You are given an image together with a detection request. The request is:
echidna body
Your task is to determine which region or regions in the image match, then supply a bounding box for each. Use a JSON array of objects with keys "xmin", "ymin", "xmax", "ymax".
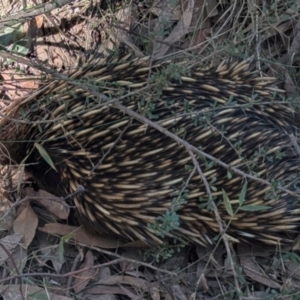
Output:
[{"xmin": 1, "ymin": 54, "xmax": 300, "ymax": 246}]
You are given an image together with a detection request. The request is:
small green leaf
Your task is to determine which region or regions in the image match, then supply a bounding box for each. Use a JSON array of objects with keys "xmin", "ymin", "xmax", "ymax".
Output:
[
  {"xmin": 184, "ymin": 164, "xmax": 193, "ymax": 170},
  {"xmin": 223, "ymin": 189, "xmax": 233, "ymax": 216},
  {"xmin": 11, "ymin": 42, "xmax": 29, "ymax": 55},
  {"xmin": 210, "ymin": 176, "xmax": 217, "ymax": 184},
  {"xmin": 227, "ymin": 170, "xmax": 232, "ymax": 179},
  {"xmin": 198, "ymin": 203, "xmax": 208, "ymax": 209},
  {"xmin": 288, "ymin": 252, "xmax": 299, "ymax": 264},
  {"xmin": 240, "ymin": 205, "xmax": 271, "ymax": 212},
  {"xmin": 210, "ymin": 186, "xmax": 217, "ymax": 192},
  {"xmin": 34, "ymin": 143, "xmax": 57, "ymax": 171},
  {"xmin": 239, "ymin": 181, "xmax": 247, "ymax": 206},
  {"xmin": 207, "ymin": 160, "xmax": 214, "ymax": 169}
]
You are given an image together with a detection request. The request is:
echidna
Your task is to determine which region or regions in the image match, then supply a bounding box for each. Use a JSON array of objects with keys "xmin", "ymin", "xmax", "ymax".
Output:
[{"xmin": 0, "ymin": 53, "xmax": 299, "ymax": 247}]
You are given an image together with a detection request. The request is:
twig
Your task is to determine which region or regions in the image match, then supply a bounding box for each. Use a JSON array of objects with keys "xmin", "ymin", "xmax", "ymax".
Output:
[
  {"xmin": 187, "ymin": 149, "xmax": 242, "ymax": 297},
  {"xmin": 0, "ymin": 243, "xmax": 25, "ymax": 300}
]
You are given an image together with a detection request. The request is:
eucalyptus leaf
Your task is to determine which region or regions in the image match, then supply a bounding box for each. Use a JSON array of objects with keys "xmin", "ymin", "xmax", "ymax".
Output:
[
  {"xmin": 34, "ymin": 143, "xmax": 57, "ymax": 172},
  {"xmin": 239, "ymin": 181, "xmax": 247, "ymax": 206},
  {"xmin": 240, "ymin": 205, "xmax": 271, "ymax": 212},
  {"xmin": 223, "ymin": 189, "xmax": 233, "ymax": 216}
]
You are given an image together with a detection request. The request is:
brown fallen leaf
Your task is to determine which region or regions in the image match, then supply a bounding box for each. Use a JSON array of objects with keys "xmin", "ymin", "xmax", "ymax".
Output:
[
  {"xmin": 1, "ymin": 70, "xmax": 39, "ymax": 100},
  {"xmin": 238, "ymin": 244, "xmax": 281, "ymax": 289},
  {"xmin": 84, "ymin": 285, "xmax": 134, "ymax": 297},
  {"xmin": 37, "ymin": 242, "xmax": 65, "ymax": 274},
  {"xmin": 96, "ymin": 274, "xmax": 157, "ymax": 291},
  {"xmin": 73, "ymin": 250, "xmax": 97, "ymax": 293},
  {"xmin": 182, "ymin": 0, "xmax": 213, "ymax": 52},
  {"xmin": 119, "ymin": 247, "xmax": 143, "ymax": 273},
  {"xmin": 154, "ymin": 0, "xmax": 194, "ymax": 57},
  {"xmin": 25, "ymin": 187, "xmax": 69, "ymax": 220},
  {"xmin": 0, "ymin": 233, "xmax": 23, "ymax": 265},
  {"xmin": 7, "ymin": 245, "xmax": 28, "ymax": 275},
  {"xmin": 0, "ymin": 204, "xmax": 15, "ymax": 231},
  {"xmin": 13, "ymin": 203, "xmax": 38, "ymax": 249}
]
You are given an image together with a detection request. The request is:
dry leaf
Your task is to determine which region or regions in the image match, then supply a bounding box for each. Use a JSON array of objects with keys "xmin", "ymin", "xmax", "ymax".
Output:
[
  {"xmin": 97, "ymin": 275, "xmax": 150, "ymax": 290},
  {"xmin": 73, "ymin": 250, "xmax": 97, "ymax": 293},
  {"xmin": 84, "ymin": 285, "xmax": 126, "ymax": 297},
  {"xmin": 99, "ymin": 267, "xmax": 111, "ymax": 280},
  {"xmin": 25, "ymin": 187, "xmax": 69, "ymax": 220},
  {"xmin": 83, "ymin": 284, "xmax": 147, "ymax": 300},
  {"xmin": 7, "ymin": 245, "xmax": 27, "ymax": 274},
  {"xmin": 0, "ymin": 206, "xmax": 15, "ymax": 231},
  {"xmin": 171, "ymin": 285, "xmax": 187, "ymax": 300},
  {"xmin": 38, "ymin": 244, "xmax": 65, "ymax": 274},
  {"xmin": 154, "ymin": 0, "xmax": 194, "ymax": 57},
  {"xmin": 13, "ymin": 204, "xmax": 38, "ymax": 248},
  {"xmin": 150, "ymin": 286, "xmax": 160, "ymax": 300},
  {"xmin": 182, "ymin": 0, "xmax": 212, "ymax": 52},
  {"xmin": 0, "ymin": 233, "xmax": 23, "ymax": 265},
  {"xmin": 119, "ymin": 248, "xmax": 142, "ymax": 273},
  {"xmin": 1, "ymin": 71, "xmax": 39, "ymax": 100},
  {"xmin": 238, "ymin": 244, "xmax": 281, "ymax": 289}
]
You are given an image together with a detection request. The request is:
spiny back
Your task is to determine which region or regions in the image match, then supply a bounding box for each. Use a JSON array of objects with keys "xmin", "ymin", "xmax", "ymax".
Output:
[{"xmin": 0, "ymin": 54, "xmax": 299, "ymax": 246}]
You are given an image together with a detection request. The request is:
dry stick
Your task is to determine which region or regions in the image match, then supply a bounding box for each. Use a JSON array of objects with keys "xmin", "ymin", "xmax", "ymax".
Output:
[
  {"xmin": 0, "ymin": 256, "xmax": 175, "ymax": 286},
  {"xmin": 76, "ymin": 242, "xmax": 177, "ymax": 277},
  {"xmin": 186, "ymin": 149, "xmax": 242, "ymax": 297},
  {"xmin": 0, "ymin": 259, "xmax": 122, "ymax": 285}
]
